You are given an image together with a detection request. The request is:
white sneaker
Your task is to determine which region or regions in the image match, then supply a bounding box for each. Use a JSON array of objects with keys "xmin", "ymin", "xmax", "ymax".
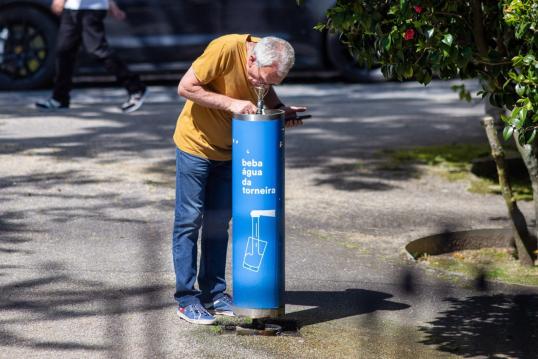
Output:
[
  {"xmin": 121, "ymin": 88, "xmax": 147, "ymax": 113},
  {"xmin": 35, "ymin": 98, "xmax": 69, "ymax": 110}
]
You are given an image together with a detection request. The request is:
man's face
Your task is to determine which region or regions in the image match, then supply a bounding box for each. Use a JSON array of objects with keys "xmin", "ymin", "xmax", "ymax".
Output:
[{"xmin": 246, "ymin": 55, "xmax": 283, "ymax": 89}]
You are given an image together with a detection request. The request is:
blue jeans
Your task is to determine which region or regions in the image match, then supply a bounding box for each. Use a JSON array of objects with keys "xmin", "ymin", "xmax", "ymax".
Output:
[{"xmin": 172, "ymin": 148, "xmax": 232, "ymax": 307}]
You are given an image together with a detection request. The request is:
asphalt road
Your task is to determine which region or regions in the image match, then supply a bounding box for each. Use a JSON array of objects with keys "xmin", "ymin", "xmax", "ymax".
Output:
[{"xmin": 1, "ymin": 80, "xmax": 537, "ymax": 358}]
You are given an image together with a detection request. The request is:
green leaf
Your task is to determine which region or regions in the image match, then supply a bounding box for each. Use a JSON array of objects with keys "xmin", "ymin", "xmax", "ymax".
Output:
[
  {"xmin": 516, "ymin": 84, "xmax": 526, "ymax": 97},
  {"xmin": 513, "ymin": 116, "xmax": 522, "ymax": 128},
  {"xmin": 388, "ymin": 5, "xmax": 399, "ymax": 15},
  {"xmin": 516, "ymin": 23, "xmax": 530, "ymax": 39},
  {"xmin": 520, "ymin": 108, "xmax": 528, "ymax": 122},
  {"xmin": 400, "ymin": 0, "xmax": 407, "ymax": 9},
  {"xmin": 426, "ymin": 28, "xmax": 434, "ymax": 39},
  {"xmin": 503, "ymin": 126, "xmax": 514, "ymax": 141},
  {"xmin": 523, "ymin": 54, "xmax": 536, "ymax": 65},
  {"xmin": 385, "ymin": 35, "xmax": 392, "ymax": 50},
  {"xmin": 442, "ymin": 33, "xmax": 454, "ymax": 46},
  {"xmin": 512, "ymin": 55, "xmax": 524, "ymax": 65},
  {"xmin": 509, "ymin": 72, "xmax": 520, "ymax": 81}
]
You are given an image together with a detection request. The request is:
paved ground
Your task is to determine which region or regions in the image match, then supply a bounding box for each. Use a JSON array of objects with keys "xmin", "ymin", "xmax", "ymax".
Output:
[{"xmin": 1, "ymin": 81, "xmax": 538, "ymax": 358}]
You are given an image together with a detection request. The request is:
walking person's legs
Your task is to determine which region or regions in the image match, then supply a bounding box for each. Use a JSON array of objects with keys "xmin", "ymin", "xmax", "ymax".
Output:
[
  {"xmin": 80, "ymin": 10, "xmax": 146, "ymax": 112},
  {"xmin": 172, "ymin": 148, "xmax": 216, "ymax": 324},
  {"xmin": 36, "ymin": 10, "xmax": 81, "ymax": 109}
]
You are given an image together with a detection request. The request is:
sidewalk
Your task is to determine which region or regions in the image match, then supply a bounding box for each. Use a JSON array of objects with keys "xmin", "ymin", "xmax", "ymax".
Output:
[{"xmin": 1, "ymin": 81, "xmax": 537, "ymax": 358}]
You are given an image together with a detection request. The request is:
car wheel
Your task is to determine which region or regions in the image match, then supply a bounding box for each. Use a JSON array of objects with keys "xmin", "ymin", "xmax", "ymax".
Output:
[
  {"xmin": 326, "ymin": 32, "xmax": 381, "ymax": 83},
  {"xmin": 0, "ymin": 7, "xmax": 57, "ymax": 90}
]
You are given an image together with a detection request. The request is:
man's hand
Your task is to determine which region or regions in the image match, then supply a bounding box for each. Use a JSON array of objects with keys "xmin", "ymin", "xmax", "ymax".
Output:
[
  {"xmin": 282, "ymin": 105, "xmax": 307, "ymax": 128},
  {"xmin": 109, "ymin": 1, "xmax": 126, "ymax": 21},
  {"xmin": 50, "ymin": 0, "xmax": 65, "ymax": 16},
  {"xmin": 229, "ymin": 99, "xmax": 257, "ymax": 114}
]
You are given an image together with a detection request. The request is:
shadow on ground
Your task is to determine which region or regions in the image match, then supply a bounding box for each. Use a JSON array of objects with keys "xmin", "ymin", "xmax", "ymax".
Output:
[
  {"xmin": 0, "ymin": 226, "xmax": 173, "ymax": 356},
  {"xmin": 419, "ymin": 294, "xmax": 538, "ymax": 359},
  {"xmin": 0, "ymin": 210, "xmax": 38, "ymax": 255},
  {"xmin": 0, "ymin": 103, "xmax": 178, "ymax": 255},
  {"xmin": 0, "ymin": 83, "xmax": 486, "ymax": 193},
  {"xmin": 0, "ymin": 267, "xmax": 172, "ymax": 352},
  {"xmin": 285, "ymin": 288, "xmax": 410, "ymax": 327},
  {"xmin": 0, "ymin": 84, "xmax": 485, "ymax": 258}
]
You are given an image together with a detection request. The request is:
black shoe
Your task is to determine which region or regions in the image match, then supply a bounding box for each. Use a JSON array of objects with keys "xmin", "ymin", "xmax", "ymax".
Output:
[
  {"xmin": 35, "ymin": 98, "xmax": 69, "ymax": 110},
  {"xmin": 121, "ymin": 88, "xmax": 147, "ymax": 113}
]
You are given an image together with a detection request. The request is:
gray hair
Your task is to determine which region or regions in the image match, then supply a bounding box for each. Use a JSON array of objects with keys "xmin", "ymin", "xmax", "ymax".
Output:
[{"xmin": 253, "ymin": 36, "xmax": 295, "ymax": 78}]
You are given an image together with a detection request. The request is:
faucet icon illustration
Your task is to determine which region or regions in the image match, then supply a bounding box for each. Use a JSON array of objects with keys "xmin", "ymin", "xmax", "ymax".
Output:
[{"xmin": 242, "ymin": 210, "xmax": 275, "ymax": 272}]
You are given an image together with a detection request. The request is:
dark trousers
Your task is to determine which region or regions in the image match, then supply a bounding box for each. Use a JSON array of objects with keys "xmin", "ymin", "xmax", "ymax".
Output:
[
  {"xmin": 52, "ymin": 9, "xmax": 144, "ymax": 104},
  {"xmin": 172, "ymin": 149, "xmax": 232, "ymax": 307}
]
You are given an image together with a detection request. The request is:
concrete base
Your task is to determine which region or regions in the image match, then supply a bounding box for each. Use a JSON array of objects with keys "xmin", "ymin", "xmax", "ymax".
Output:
[{"xmin": 233, "ymin": 306, "xmax": 285, "ymax": 319}]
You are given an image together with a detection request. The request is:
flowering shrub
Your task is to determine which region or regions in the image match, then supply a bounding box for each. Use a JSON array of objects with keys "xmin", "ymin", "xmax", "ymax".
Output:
[{"xmin": 314, "ymin": 0, "xmax": 536, "ymax": 144}]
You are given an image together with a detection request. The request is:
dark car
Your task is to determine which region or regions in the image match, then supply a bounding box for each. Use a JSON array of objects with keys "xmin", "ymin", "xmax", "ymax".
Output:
[{"xmin": 0, "ymin": 0, "xmax": 369, "ymax": 90}]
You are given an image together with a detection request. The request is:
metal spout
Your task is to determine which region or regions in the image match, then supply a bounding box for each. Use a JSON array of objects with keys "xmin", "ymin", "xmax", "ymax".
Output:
[
  {"xmin": 254, "ymin": 85, "xmax": 268, "ymax": 115},
  {"xmin": 256, "ymin": 99, "xmax": 265, "ymax": 114}
]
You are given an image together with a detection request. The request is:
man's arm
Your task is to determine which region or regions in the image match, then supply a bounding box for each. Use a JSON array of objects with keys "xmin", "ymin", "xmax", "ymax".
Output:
[{"xmin": 178, "ymin": 67, "xmax": 257, "ymax": 114}]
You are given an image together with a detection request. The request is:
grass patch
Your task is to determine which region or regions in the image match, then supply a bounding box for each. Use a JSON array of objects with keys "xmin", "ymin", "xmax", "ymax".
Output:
[
  {"xmin": 204, "ymin": 316, "xmax": 253, "ymax": 335},
  {"xmin": 421, "ymin": 248, "xmax": 538, "ymax": 287},
  {"xmin": 469, "ymin": 177, "xmax": 533, "ymax": 201},
  {"xmin": 381, "ymin": 144, "xmax": 532, "ymax": 200},
  {"xmin": 216, "ymin": 316, "xmax": 252, "ymax": 326}
]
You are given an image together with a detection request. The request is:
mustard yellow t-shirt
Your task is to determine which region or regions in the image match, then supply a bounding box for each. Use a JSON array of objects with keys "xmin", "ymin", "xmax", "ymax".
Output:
[{"xmin": 173, "ymin": 34, "xmax": 260, "ymax": 161}]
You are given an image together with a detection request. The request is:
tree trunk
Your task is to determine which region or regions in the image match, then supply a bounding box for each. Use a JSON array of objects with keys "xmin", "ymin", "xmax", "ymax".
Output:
[
  {"xmin": 481, "ymin": 116, "xmax": 535, "ymax": 266},
  {"xmin": 514, "ymin": 136, "xmax": 538, "ymax": 251},
  {"xmin": 471, "ymin": 0, "xmax": 489, "ymax": 58}
]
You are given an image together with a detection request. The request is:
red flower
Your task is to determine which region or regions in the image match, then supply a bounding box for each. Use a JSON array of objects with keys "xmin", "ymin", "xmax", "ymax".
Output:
[
  {"xmin": 414, "ymin": 5, "xmax": 423, "ymax": 14},
  {"xmin": 404, "ymin": 28, "xmax": 415, "ymax": 41}
]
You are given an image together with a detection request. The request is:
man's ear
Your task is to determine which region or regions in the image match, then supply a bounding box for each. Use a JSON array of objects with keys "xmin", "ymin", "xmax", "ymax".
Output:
[{"xmin": 248, "ymin": 54, "xmax": 256, "ymax": 67}]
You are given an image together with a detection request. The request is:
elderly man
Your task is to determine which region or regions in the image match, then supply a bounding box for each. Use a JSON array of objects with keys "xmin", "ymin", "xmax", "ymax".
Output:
[{"xmin": 172, "ymin": 34, "xmax": 305, "ymax": 325}]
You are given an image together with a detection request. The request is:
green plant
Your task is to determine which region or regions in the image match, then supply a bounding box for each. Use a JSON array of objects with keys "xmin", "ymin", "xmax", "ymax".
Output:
[{"xmin": 502, "ymin": 1, "xmax": 538, "ymax": 144}]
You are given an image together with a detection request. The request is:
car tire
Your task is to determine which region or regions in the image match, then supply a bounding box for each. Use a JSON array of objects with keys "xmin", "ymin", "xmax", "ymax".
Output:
[
  {"xmin": 326, "ymin": 32, "xmax": 381, "ymax": 83},
  {"xmin": 0, "ymin": 7, "xmax": 58, "ymax": 90}
]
